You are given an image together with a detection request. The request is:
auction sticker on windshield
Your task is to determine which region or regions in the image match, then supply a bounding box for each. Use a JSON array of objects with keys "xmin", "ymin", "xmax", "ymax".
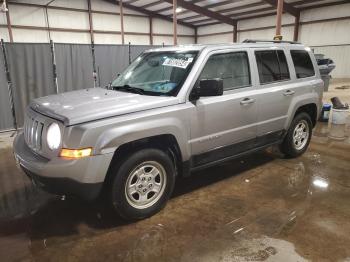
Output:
[{"xmin": 162, "ymin": 57, "xmax": 193, "ymax": 69}]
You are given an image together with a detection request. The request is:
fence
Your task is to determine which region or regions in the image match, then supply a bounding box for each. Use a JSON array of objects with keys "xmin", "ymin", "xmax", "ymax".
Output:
[{"xmin": 0, "ymin": 41, "xmax": 159, "ymax": 132}]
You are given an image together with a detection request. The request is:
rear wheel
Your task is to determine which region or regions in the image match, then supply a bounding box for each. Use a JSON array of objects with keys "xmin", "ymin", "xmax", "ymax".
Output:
[
  {"xmin": 279, "ymin": 112, "xmax": 312, "ymax": 158},
  {"xmin": 109, "ymin": 148, "xmax": 175, "ymax": 220}
]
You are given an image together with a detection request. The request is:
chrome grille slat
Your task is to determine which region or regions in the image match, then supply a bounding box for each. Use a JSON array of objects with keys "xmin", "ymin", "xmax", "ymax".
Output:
[
  {"xmin": 37, "ymin": 123, "xmax": 44, "ymax": 150},
  {"xmin": 24, "ymin": 118, "xmax": 28, "ymax": 143},
  {"xmin": 33, "ymin": 121, "xmax": 38, "ymax": 149},
  {"xmin": 29, "ymin": 120, "xmax": 33, "ymax": 144},
  {"xmin": 24, "ymin": 113, "xmax": 45, "ymax": 152},
  {"xmin": 25, "ymin": 117, "xmax": 28, "ymax": 143},
  {"xmin": 27, "ymin": 119, "xmax": 30, "ymax": 144}
]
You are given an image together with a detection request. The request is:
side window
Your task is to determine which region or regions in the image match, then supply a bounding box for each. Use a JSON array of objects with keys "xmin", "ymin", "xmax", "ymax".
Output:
[
  {"xmin": 290, "ymin": 50, "xmax": 315, "ymax": 78},
  {"xmin": 255, "ymin": 50, "xmax": 290, "ymax": 84},
  {"xmin": 199, "ymin": 52, "xmax": 251, "ymax": 91}
]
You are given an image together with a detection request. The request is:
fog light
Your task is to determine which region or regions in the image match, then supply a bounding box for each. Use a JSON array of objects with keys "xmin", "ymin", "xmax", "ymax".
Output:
[{"xmin": 60, "ymin": 148, "xmax": 92, "ymax": 159}]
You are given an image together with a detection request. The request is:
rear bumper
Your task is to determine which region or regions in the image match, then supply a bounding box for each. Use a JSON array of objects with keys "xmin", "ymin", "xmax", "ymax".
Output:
[{"xmin": 13, "ymin": 133, "xmax": 113, "ymax": 200}]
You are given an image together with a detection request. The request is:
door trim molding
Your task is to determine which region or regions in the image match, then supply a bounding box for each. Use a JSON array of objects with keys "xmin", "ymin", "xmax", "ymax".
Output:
[{"xmin": 191, "ymin": 130, "xmax": 285, "ymax": 170}]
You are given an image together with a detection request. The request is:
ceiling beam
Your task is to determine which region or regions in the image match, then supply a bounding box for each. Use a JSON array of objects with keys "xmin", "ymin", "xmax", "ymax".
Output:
[
  {"xmin": 124, "ymin": 0, "xmax": 141, "ymax": 4},
  {"xmin": 105, "ymin": 0, "xmax": 195, "ymax": 28},
  {"xmin": 262, "ymin": 0, "xmax": 299, "ymax": 16},
  {"xmin": 162, "ymin": 0, "xmax": 236, "ymax": 25}
]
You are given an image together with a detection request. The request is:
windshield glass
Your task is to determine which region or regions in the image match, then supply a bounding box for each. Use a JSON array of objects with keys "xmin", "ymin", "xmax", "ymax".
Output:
[{"xmin": 111, "ymin": 51, "xmax": 198, "ymax": 96}]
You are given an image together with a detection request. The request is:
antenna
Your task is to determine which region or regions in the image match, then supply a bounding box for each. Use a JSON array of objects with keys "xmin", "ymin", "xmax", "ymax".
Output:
[{"xmin": 0, "ymin": 0, "xmax": 8, "ymax": 12}]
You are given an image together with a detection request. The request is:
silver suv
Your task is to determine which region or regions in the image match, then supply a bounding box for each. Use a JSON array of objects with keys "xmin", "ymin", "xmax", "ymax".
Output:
[{"xmin": 14, "ymin": 41, "xmax": 323, "ymax": 220}]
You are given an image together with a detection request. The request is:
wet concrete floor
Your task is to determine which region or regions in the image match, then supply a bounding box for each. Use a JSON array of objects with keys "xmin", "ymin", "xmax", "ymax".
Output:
[{"xmin": 0, "ymin": 122, "xmax": 350, "ymax": 262}]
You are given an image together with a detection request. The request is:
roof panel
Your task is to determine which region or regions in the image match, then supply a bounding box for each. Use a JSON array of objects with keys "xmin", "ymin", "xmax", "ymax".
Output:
[
  {"xmin": 132, "ymin": 0, "xmax": 159, "ymax": 7},
  {"xmin": 147, "ymin": 2, "xmax": 172, "ymax": 12},
  {"xmin": 227, "ymin": 5, "xmax": 273, "ymax": 17},
  {"xmin": 102, "ymin": 0, "xmax": 348, "ymax": 28},
  {"xmin": 208, "ymin": 0, "xmax": 264, "ymax": 12},
  {"xmin": 293, "ymin": 0, "xmax": 344, "ymax": 8},
  {"xmin": 178, "ymin": 12, "xmax": 202, "ymax": 19},
  {"xmin": 235, "ymin": 10, "xmax": 277, "ymax": 19}
]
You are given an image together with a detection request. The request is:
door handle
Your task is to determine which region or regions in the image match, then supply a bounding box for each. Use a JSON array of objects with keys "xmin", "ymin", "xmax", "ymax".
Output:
[
  {"xmin": 283, "ymin": 90, "xmax": 295, "ymax": 96},
  {"xmin": 240, "ymin": 98, "xmax": 255, "ymax": 105}
]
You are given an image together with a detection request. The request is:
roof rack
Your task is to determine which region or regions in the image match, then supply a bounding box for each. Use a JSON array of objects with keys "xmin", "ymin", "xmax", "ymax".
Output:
[{"xmin": 242, "ymin": 39, "xmax": 301, "ymax": 44}]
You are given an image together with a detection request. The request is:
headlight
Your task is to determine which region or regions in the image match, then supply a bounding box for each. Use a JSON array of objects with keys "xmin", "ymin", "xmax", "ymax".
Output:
[{"xmin": 47, "ymin": 123, "xmax": 61, "ymax": 150}]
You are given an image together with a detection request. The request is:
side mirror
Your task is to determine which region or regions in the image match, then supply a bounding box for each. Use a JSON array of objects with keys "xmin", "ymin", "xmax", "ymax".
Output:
[
  {"xmin": 199, "ymin": 78, "xmax": 223, "ymax": 96},
  {"xmin": 191, "ymin": 79, "xmax": 223, "ymax": 100},
  {"xmin": 190, "ymin": 78, "xmax": 223, "ymax": 100}
]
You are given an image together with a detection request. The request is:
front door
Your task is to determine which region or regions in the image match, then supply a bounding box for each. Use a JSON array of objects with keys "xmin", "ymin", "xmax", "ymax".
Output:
[{"xmin": 189, "ymin": 50, "xmax": 258, "ymax": 167}]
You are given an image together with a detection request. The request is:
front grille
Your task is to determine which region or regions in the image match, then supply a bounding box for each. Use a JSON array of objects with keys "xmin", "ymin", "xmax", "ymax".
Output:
[{"xmin": 24, "ymin": 115, "xmax": 44, "ymax": 151}]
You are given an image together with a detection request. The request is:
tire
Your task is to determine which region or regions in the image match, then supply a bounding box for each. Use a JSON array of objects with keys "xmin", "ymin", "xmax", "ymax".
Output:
[
  {"xmin": 109, "ymin": 148, "xmax": 175, "ymax": 220},
  {"xmin": 279, "ymin": 112, "xmax": 313, "ymax": 158}
]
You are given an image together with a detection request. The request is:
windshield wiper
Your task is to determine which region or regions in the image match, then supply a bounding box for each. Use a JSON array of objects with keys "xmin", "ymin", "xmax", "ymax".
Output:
[{"xmin": 111, "ymin": 84, "xmax": 145, "ymax": 95}]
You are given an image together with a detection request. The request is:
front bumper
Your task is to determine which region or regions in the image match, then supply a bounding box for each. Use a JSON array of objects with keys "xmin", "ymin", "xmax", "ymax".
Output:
[{"xmin": 13, "ymin": 133, "xmax": 113, "ymax": 201}]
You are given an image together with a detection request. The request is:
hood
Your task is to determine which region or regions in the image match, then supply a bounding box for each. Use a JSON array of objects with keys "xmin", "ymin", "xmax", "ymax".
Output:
[{"xmin": 30, "ymin": 88, "xmax": 180, "ymax": 125}]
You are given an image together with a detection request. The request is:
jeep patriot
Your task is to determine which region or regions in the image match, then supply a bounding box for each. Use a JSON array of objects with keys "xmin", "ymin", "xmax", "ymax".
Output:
[{"xmin": 14, "ymin": 41, "xmax": 323, "ymax": 220}]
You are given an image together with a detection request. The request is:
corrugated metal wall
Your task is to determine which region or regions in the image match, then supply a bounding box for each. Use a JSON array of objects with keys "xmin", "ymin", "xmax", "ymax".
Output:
[
  {"xmin": 95, "ymin": 45, "xmax": 129, "ymax": 88},
  {"xmin": 312, "ymin": 45, "xmax": 350, "ymax": 79},
  {"xmin": 0, "ymin": 0, "xmax": 195, "ymax": 45},
  {"xmin": 5, "ymin": 43, "xmax": 57, "ymax": 127},
  {"xmin": 0, "ymin": 50, "xmax": 14, "ymax": 131},
  {"xmin": 0, "ymin": 43, "xmax": 155, "ymax": 131},
  {"xmin": 55, "ymin": 43, "xmax": 95, "ymax": 92}
]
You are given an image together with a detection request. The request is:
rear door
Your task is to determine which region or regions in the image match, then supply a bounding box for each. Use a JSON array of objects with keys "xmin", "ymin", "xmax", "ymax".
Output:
[
  {"xmin": 290, "ymin": 48, "xmax": 322, "ymax": 108},
  {"xmin": 253, "ymin": 47, "xmax": 295, "ymax": 145}
]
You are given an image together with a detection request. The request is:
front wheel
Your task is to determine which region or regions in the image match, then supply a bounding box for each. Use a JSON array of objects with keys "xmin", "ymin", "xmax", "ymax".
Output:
[
  {"xmin": 110, "ymin": 148, "xmax": 175, "ymax": 220},
  {"xmin": 279, "ymin": 112, "xmax": 313, "ymax": 158}
]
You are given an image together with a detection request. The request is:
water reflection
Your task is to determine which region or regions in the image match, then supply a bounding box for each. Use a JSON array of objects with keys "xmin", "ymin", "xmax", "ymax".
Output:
[{"xmin": 312, "ymin": 177, "xmax": 329, "ymax": 189}]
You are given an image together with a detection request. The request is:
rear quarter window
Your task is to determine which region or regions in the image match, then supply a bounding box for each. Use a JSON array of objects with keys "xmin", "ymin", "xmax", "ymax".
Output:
[
  {"xmin": 290, "ymin": 50, "xmax": 315, "ymax": 78},
  {"xmin": 255, "ymin": 50, "xmax": 290, "ymax": 84}
]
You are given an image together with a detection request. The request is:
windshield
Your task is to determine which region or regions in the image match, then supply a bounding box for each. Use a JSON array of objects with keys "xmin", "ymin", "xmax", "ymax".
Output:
[{"xmin": 111, "ymin": 51, "xmax": 198, "ymax": 96}]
